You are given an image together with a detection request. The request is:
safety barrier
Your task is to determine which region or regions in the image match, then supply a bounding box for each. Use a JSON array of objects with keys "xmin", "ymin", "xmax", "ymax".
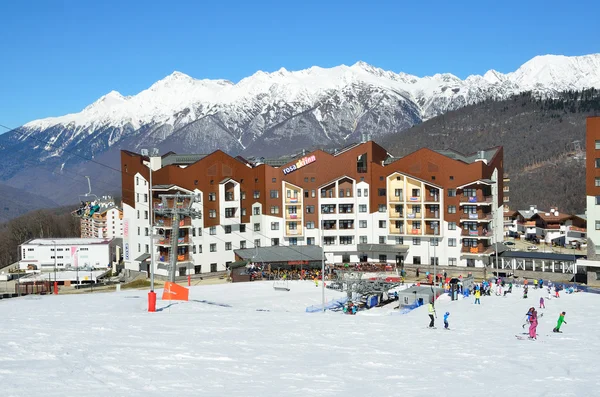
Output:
[{"xmin": 305, "ymin": 297, "xmax": 348, "ymax": 313}]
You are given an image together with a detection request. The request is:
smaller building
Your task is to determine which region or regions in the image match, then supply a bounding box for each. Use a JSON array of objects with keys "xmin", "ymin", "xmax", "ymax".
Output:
[
  {"xmin": 234, "ymin": 245, "xmax": 324, "ymax": 270},
  {"xmin": 530, "ymin": 210, "xmax": 587, "ymax": 246},
  {"xmin": 18, "ymin": 238, "xmax": 122, "ymax": 272},
  {"xmin": 80, "ymin": 196, "xmax": 123, "ymax": 239}
]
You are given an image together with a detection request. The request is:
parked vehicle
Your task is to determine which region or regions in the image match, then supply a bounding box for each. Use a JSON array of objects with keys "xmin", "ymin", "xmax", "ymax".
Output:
[
  {"xmin": 505, "ymin": 241, "xmax": 515, "ymax": 246},
  {"xmin": 527, "ymin": 245, "xmax": 539, "ymax": 251}
]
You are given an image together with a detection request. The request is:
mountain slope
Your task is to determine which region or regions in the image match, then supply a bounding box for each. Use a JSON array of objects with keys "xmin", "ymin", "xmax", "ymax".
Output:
[
  {"xmin": 2, "ymin": 53, "xmax": 600, "ymax": 206},
  {"xmin": 0, "ymin": 183, "xmax": 59, "ymax": 223},
  {"xmin": 382, "ymin": 89, "xmax": 600, "ymax": 213}
]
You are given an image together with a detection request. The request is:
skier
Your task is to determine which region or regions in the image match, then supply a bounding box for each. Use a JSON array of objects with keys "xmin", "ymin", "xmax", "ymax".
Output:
[
  {"xmin": 555, "ymin": 285, "xmax": 560, "ymax": 298},
  {"xmin": 523, "ymin": 307, "xmax": 534, "ymax": 328},
  {"xmin": 539, "ymin": 278, "xmax": 544, "ymax": 289},
  {"xmin": 523, "ymin": 285, "xmax": 528, "ymax": 299},
  {"xmin": 528, "ymin": 308, "xmax": 538, "ymax": 340},
  {"xmin": 428, "ymin": 302, "xmax": 436, "ymax": 328},
  {"xmin": 474, "ymin": 288, "xmax": 481, "ymax": 304},
  {"xmin": 444, "ymin": 311, "xmax": 450, "ymax": 329},
  {"xmin": 553, "ymin": 312, "xmax": 567, "ymax": 333},
  {"xmin": 540, "ymin": 296, "xmax": 545, "ymax": 309}
]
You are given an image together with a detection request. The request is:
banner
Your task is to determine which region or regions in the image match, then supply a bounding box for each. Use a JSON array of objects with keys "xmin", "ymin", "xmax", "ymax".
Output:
[{"xmin": 162, "ymin": 282, "xmax": 189, "ymax": 301}]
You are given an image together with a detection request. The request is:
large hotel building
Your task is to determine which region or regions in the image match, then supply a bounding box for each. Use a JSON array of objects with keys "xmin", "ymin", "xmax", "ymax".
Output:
[
  {"xmin": 586, "ymin": 116, "xmax": 600, "ymax": 258},
  {"xmin": 121, "ymin": 141, "xmax": 504, "ymax": 276}
]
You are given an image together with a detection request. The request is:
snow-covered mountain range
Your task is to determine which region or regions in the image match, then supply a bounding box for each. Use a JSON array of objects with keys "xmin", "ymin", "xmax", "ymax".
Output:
[{"xmin": 1, "ymin": 53, "xmax": 600, "ymax": 204}]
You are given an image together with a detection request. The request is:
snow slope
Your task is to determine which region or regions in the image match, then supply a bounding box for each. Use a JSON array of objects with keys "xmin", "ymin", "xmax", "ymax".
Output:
[{"xmin": 0, "ymin": 281, "xmax": 598, "ymax": 396}]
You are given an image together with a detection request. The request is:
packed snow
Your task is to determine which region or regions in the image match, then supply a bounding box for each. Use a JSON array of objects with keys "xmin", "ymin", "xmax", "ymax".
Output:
[
  {"xmin": 0, "ymin": 281, "xmax": 598, "ymax": 396},
  {"xmin": 23, "ymin": 53, "xmax": 600, "ymax": 131}
]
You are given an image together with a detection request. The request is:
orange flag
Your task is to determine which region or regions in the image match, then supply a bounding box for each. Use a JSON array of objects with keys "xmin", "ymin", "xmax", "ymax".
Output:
[{"xmin": 162, "ymin": 282, "xmax": 189, "ymax": 301}]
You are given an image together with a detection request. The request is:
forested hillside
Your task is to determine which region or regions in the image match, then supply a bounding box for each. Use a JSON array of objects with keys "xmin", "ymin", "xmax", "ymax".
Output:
[{"xmin": 383, "ymin": 89, "xmax": 600, "ymax": 213}]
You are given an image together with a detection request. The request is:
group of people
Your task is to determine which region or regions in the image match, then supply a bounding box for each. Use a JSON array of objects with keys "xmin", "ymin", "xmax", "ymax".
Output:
[
  {"xmin": 74, "ymin": 200, "xmax": 101, "ymax": 218},
  {"xmin": 524, "ymin": 307, "xmax": 568, "ymax": 339},
  {"xmin": 427, "ymin": 302, "xmax": 450, "ymax": 329}
]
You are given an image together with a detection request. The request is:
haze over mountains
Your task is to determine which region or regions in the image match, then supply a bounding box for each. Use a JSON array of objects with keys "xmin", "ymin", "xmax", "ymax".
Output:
[{"xmin": 1, "ymin": 53, "xmax": 599, "ymax": 212}]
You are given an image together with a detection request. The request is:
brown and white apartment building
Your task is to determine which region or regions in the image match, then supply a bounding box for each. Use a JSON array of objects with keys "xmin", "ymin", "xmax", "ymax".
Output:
[{"xmin": 120, "ymin": 141, "xmax": 504, "ymax": 276}]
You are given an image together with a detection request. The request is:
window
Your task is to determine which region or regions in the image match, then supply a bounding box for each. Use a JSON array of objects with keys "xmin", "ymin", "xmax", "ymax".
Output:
[
  {"xmin": 339, "ymin": 204, "xmax": 353, "ymax": 213},
  {"xmin": 253, "ymin": 190, "xmax": 260, "ymax": 199},
  {"xmin": 379, "ymin": 220, "xmax": 386, "ymax": 228},
  {"xmin": 209, "ymin": 209, "xmax": 216, "ymax": 218},
  {"xmin": 306, "ymin": 221, "xmax": 315, "ymax": 229},
  {"xmin": 448, "ymin": 238, "xmax": 456, "ymax": 247},
  {"xmin": 394, "ymin": 188, "xmax": 403, "ymax": 197},
  {"xmin": 448, "ymin": 205, "xmax": 456, "ymax": 214},
  {"xmin": 448, "ymin": 222, "xmax": 456, "ymax": 230},
  {"xmin": 271, "ymin": 222, "xmax": 279, "ymax": 230},
  {"xmin": 225, "ymin": 192, "xmax": 234, "ymax": 201},
  {"xmin": 138, "ymin": 243, "xmax": 141, "ymax": 252},
  {"xmin": 289, "ymin": 238, "xmax": 298, "ymax": 246},
  {"xmin": 254, "ymin": 223, "xmax": 260, "ymax": 231},
  {"xmin": 210, "ymin": 243, "xmax": 217, "ymax": 252},
  {"xmin": 364, "ymin": 188, "xmax": 368, "ymax": 197},
  {"xmin": 145, "ymin": 245, "xmax": 149, "ymax": 254},
  {"xmin": 413, "ymin": 221, "xmax": 421, "ymax": 230},
  {"xmin": 378, "ymin": 204, "xmax": 386, "ymax": 213},
  {"xmin": 145, "ymin": 227, "xmax": 149, "ymax": 236},
  {"xmin": 306, "ymin": 205, "xmax": 314, "ymax": 214},
  {"xmin": 596, "ymin": 159, "xmax": 600, "ymax": 168},
  {"xmin": 136, "ymin": 193, "xmax": 140, "ymax": 202},
  {"xmin": 242, "ymin": 208, "xmax": 247, "ymax": 216},
  {"xmin": 137, "ymin": 210, "xmax": 140, "ymax": 219},
  {"xmin": 288, "ymin": 222, "xmax": 297, "ymax": 230},
  {"xmin": 357, "ymin": 189, "xmax": 361, "ymax": 197},
  {"xmin": 225, "ymin": 242, "xmax": 232, "ymax": 251},
  {"xmin": 359, "ymin": 204, "xmax": 367, "ymax": 213},
  {"xmin": 304, "ymin": 177, "xmax": 309, "ymax": 182},
  {"xmin": 357, "ymin": 153, "xmax": 367, "ymax": 173},
  {"xmin": 340, "ymin": 236, "xmax": 353, "ymax": 245},
  {"xmin": 360, "ymin": 236, "xmax": 368, "ymax": 244},
  {"xmin": 307, "ymin": 237, "xmax": 315, "ymax": 245},
  {"xmin": 198, "ymin": 228, "xmax": 203, "ymax": 236},
  {"xmin": 192, "ymin": 228, "xmax": 196, "ymax": 237},
  {"xmin": 225, "ymin": 208, "xmax": 236, "ymax": 218},
  {"xmin": 321, "ymin": 204, "xmax": 336, "ymax": 214},
  {"xmin": 448, "ymin": 258, "xmax": 457, "ymax": 266},
  {"xmin": 413, "ymin": 256, "xmax": 421, "ymax": 265},
  {"xmin": 254, "ymin": 239, "xmax": 261, "ymax": 247},
  {"xmin": 241, "ymin": 191, "xmax": 246, "ymax": 200},
  {"xmin": 359, "ymin": 220, "xmax": 367, "ymax": 228},
  {"xmin": 448, "ymin": 189, "xmax": 456, "ymax": 197},
  {"xmin": 339, "ymin": 189, "xmax": 345, "ymax": 198},
  {"xmin": 596, "ymin": 177, "xmax": 600, "ymax": 187},
  {"xmin": 210, "ymin": 227, "xmax": 216, "ymax": 235},
  {"xmin": 144, "ymin": 211, "xmax": 148, "ymax": 219},
  {"xmin": 449, "ymin": 176, "xmax": 454, "ymax": 180},
  {"xmin": 311, "ymin": 189, "xmax": 316, "ymax": 198},
  {"xmin": 413, "ymin": 238, "xmax": 421, "ymax": 245},
  {"xmin": 431, "ymin": 238, "xmax": 439, "ymax": 246},
  {"xmin": 463, "ymin": 188, "xmax": 477, "ymax": 197},
  {"xmin": 271, "ymin": 238, "xmax": 279, "ymax": 246},
  {"xmin": 253, "ymin": 207, "xmax": 260, "ymax": 215},
  {"xmin": 136, "ymin": 177, "xmax": 139, "ymax": 185},
  {"xmin": 412, "ymin": 188, "xmax": 420, "ymax": 197},
  {"xmin": 272, "ymin": 178, "xmax": 276, "ymax": 183},
  {"xmin": 304, "ymin": 191, "xmax": 309, "ymax": 198},
  {"xmin": 198, "ymin": 245, "xmax": 202, "ymax": 253},
  {"xmin": 137, "ymin": 227, "xmax": 140, "ymax": 236},
  {"xmin": 595, "ymin": 196, "xmax": 600, "ymax": 205},
  {"xmin": 288, "ymin": 206, "xmax": 297, "ymax": 214},
  {"xmin": 596, "ymin": 221, "xmax": 600, "ymax": 230},
  {"xmin": 379, "ymin": 236, "xmax": 386, "ymax": 244},
  {"xmin": 596, "ymin": 140, "xmax": 600, "ymax": 150},
  {"xmin": 144, "ymin": 193, "xmax": 148, "ymax": 203},
  {"xmin": 311, "ymin": 177, "xmax": 315, "ymax": 182},
  {"xmin": 378, "ymin": 188, "xmax": 386, "ymax": 196},
  {"xmin": 210, "ymin": 263, "xmax": 217, "ymax": 272},
  {"xmin": 379, "ymin": 254, "xmax": 387, "ymax": 263},
  {"xmin": 208, "ymin": 193, "xmax": 216, "ymax": 201},
  {"xmin": 270, "ymin": 190, "xmax": 279, "ymax": 199},
  {"xmin": 224, "ymin": 225, "xmax": 232, "ymax": 234},
  {"xmin": 395, "ymin": 237, "xmax": 403, "ymax": 245},
  {"xmin": 270, "ymin": 206, "xmax": 280, "ymax": 214}
]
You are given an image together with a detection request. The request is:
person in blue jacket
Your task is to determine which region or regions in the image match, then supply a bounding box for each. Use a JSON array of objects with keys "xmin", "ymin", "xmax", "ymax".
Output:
[{"xmin": 444, "ymin": 312, "xmax": 450, "ymax": 329}]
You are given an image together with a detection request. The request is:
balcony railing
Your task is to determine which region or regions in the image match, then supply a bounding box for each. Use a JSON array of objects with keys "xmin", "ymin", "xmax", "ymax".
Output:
[
  {"xmin": 286, "ymin": 213, "xmax": 300, "ymax": 220},
  {"xmin": 406, "ymin": 212, "xmax": 422, "ymax": 219},
  {"xmin": 424, "ymin": 229, "xmax": 440, "ymax": 236},
  {"xmin": 155, "ymin": 217, "xmax": 192, "ymax": 227},
  {"xmin": 461, "ymin": 229, "xmax": 491, "ymax": 237},
  {"xmin": 460, "ymin": 213, "xmax": 493, "ymax": 221},
  {"xmin": 425, "ymin": 195, "xmax": 440, "ymax": 202},
  {"xmin": 461, "ymin": 246, "xmax": 487, "ymax": 254},
  {"xmin": 389, "ymin": 210, "xmax": 404, "ymax": 218},
  {"xmin": 459, "ymin": 196, "xmax": 493, "ymax": 203},
  {"xmin": 425, "ymin": 211, "xmax": 440, "ymax": 218},
  {"xmin": 285, "ymin": 197, "xmax": 301, "ymax": 204}
]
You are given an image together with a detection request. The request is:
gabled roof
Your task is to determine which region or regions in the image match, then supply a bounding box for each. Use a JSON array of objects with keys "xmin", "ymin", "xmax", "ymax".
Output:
[
  {"xmin": 161, "ymin": 154, "xmax": 209, "ymax": 167},
  {"xmin": 234, "ymin": 246, "xmax": 323, "ymax": 262},
  {"xmin": 433, "ymin": 147, "xmax": 501, "ymax": 164},
  {"xmin": 532, "ymin": 212, "xmax": 572, "ymax": 223}
]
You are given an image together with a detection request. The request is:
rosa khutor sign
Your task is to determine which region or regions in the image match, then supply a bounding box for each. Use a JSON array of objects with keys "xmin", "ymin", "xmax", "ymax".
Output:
[{"xmin": 282, "ymin": 155, "xmax": 316, "ymax": 175}]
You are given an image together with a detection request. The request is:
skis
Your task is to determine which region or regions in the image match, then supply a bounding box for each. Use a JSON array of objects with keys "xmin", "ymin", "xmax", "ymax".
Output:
[{"xmin": 515, "ymin": 335, "xmax": 536, "ymax": 341}]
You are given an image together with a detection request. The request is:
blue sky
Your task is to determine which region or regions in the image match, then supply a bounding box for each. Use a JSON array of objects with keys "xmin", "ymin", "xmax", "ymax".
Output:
[{"xmin": 1, "ymin": 0, "xmax": 599, "ymax": 129}]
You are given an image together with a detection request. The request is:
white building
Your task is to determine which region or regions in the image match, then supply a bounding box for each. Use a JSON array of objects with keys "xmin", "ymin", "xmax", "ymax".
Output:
[
  {"xmin": 18, "ymin": 238, "xmax": 121, "ymax": 272},
  {"xmin": 80, "ymin": 196, "xmax": 123, "ymax": 239}
]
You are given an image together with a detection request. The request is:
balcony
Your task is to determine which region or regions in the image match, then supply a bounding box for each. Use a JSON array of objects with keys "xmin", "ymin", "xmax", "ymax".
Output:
[
  {"xmin": 154, "ymin": 198, "xmax": 191, "ymax": 210},
  {"xmin": 389, "ymin": 226, "xmax": 404, "ymax": 235},
  {"xmin": 459, "ymin": 195, "xmax": 493, "ymax": 204},
  {"xmin": 544, "ymin": 224, "xmax": 561, "ymax": 230},
  {"xmin": 155, "ymin": 217, "xmax": 193, "ymax": 228},
  {"xmin": 460, "ymin": 212, "xmax": 493, "ymax": 222},
  {"xmin": 406, "ymin": 212, "xmax": 422, "ymax": 219},
  {"xmin": 424, "ymin": 210, "xmax": 440, "ymax": 219},
  {"xmin": 285, "ymin": 212, "xmax": 301, "ymax": 220},
  {"xmin": 389, "ymin": 195, "xmax": 404, "ymax": 203},
  {"xmin": 338, "ymin": 205, "xmax": 354, "ymax": 214},
  {"xmin": 424, "ymin": 228, "xmax": 441, "ymax": 236},
  {"xmin": 408, "ymin": 228, "xmax": 421, "ymax": 235},
  {"xmin": 338, "ymin": 222, "xmax": 354, "ymax": 230},
  {"xmin": 461, "ymin": 246, "xmax": 485, "ymax": 254},
  {"xmin": 424, "ymin": 194, "xmax": 440, "ymax": 202},
  {"xmin": 389, "ymin": 210, "xmax": 404, "ymax": 218},
  {"xmin": 407, "ymin": 196, "xmax": 422, "ymax": 203},
  {"xmin": 461, "ymin": 229, "xmax": 491, "ymax": 238}
]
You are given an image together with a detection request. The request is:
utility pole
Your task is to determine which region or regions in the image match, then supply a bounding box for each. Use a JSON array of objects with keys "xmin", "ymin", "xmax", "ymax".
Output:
[{"xmin": 321, "ymin": 233, "xmax": 325, "ymax": 312}]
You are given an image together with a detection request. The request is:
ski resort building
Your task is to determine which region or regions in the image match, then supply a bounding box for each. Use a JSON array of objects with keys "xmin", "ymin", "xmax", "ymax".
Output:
[
  {"xmin": 587, "ymin": 116, "xmax": 600, "ymax": 259},
  {"xmin": 79, "ymin": 196, "xmax": 124, "ymax": 239},
  {"xmin": 120, "ymin": 141, "xmax": 504, "ymax": 276}
]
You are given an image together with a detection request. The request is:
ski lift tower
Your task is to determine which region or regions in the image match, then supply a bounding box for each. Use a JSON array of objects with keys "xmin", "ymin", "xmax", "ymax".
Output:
[{"xmin": 153, "ymin": 193, "xmax": 202, "ymax": 282}]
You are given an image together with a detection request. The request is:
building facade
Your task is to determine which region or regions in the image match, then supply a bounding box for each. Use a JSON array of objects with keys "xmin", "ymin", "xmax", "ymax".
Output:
[
  {"xmin": 587, "ymin": 117, "xmax": 600, "ymax": 258},
  {"xmin": 18, "ymin": 238, "xmax": 121, "ymax": 271},
  {"xmin": 80, "ymin": 197, "xmax": 124, "ymax": 239},
  {"xmin": 121, "ymin": 142, "xmax": 504, "ymax": 276}
]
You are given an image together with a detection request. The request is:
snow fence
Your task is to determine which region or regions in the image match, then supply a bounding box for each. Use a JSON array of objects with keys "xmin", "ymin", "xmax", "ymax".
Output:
[
  {"xmin": 306, "ymin": 297, "xmax": 348, "ymax": 313},
  {"xmin": 396, "ymin": 300, "xmax": 424, "ymax": 315}
]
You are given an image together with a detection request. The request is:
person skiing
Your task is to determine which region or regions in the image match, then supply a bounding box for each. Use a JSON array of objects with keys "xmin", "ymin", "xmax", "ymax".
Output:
[
  {"xmin": 523, "ymin": 285, "xmax": 528, "ymax": 299},
  {"xmin": 523, "ymin": 307, "xmax": 534, "ymax": 328},
  {"xmin": 555, "ymin": 285, "xmax": 560, "ymax": 298},
  {"xmin": 529, "ymin": 308, "xmax": 538, "ymax": 340},
  {"xmin": 539, "ymin": 296, "xmax": 545, "ymax": 309},
  {"xmin": 444, "ymin": 311, "xmax": 450, "ymax": 329},
  {"xmin": 539, "ymin": 278, "xmax": 544, "ymax": 289},
  {"xmin": 428, "ymin": 302, "xmax": 436, "ymax": 328},
  {"xmin": 474, "ymin": 288, "xmax": 481, "ymax": 304},
  {"xmin": 553, "ymin": 312, "xmax": 567, "ymax": 333}
]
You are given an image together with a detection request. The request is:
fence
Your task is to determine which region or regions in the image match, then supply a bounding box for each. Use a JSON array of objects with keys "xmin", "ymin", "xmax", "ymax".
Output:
[
  {"xmin": 306, "ymin": 297, "xmax": 348, "ymax": 313},
  {"xmin": 15, "ymin": 281, "xmax": 53, "ymax": 296}
]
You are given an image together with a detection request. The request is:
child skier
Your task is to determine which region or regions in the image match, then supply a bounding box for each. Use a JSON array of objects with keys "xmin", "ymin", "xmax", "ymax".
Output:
[
  {"xmin": 554, "ymin": 285, "xmax": 560, "ymax": 298},
  {"xmin": 444, "ymin": 312, "xmax": 450, "ymax": 329},
  {"xmin": 539, "ymin": 296, "xmax": 545, "ymax": 309},
  {"xmin": 523, "ymin": 285, "xmax": 528, "ymax": 299},
  {"xmin": 474, "ymin": 288, "xmax": 481, "ymax": 304},
  {"xmin": 553, "ymin": 312, "xmax": 567, "ymax": 333},
  {"xmin": 529, "ymin": 308, "xmax": 538, "ymax": 340}
]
